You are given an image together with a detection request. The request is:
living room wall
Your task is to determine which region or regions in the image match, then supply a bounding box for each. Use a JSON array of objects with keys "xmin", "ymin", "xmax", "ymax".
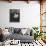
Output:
[{"xmin": 0, "ymin": 1, "xmax": 40, "ymax": 28}]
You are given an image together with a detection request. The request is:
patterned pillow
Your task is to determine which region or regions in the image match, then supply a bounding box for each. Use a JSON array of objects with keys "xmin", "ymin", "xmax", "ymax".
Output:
[
  {"xmin": 14, "ymin": 28, "xmax": 21, "ymax": 33},
  {"xmin": 8, "ymin": 27, "xmax": 14, "ymax": 34}
]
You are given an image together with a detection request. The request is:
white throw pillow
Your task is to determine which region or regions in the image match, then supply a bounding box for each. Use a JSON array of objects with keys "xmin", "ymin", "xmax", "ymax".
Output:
[
  {"xmin": 2, "ymin": 29, "xmax": 10, "ymax": 36},
  {"xmin": 21, "ymin": 29, "xmax": 27, "ymax": 35}
]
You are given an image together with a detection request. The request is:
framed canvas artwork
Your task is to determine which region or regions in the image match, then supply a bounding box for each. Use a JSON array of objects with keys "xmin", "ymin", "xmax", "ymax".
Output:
[{"xmin": 10, "ymin": 9, "xmax": 20, "ymax": 22}]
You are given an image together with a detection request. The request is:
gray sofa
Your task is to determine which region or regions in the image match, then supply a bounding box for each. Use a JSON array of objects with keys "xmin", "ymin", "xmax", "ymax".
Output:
[{"xmin": 3, "ymin": 27, "xmax": 34, "ymax": 43}]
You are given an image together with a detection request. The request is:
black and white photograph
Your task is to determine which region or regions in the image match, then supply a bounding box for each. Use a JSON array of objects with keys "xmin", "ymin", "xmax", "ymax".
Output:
[{"xmin": 10, "ymin": 9, "xmax": 20, "ymax": 22}]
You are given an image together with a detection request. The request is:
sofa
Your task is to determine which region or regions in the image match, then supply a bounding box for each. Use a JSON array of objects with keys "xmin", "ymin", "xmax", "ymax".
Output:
[{"xmin": 2, "ymin": 27, "xmax": 34, "ymax": 43}]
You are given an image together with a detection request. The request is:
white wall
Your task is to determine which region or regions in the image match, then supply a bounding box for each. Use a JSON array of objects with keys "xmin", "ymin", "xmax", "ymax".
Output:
[{"xmin": 0, "ymin": 1, "xmax": 40, "ymax": 28}]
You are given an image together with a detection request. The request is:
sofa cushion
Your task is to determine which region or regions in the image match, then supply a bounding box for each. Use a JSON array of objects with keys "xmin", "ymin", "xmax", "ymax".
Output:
[
  {"xmin": 9, "ymin": 33, "xmax": 34, "ymax": 43},
  {"xmin": 14, "ymin": 28, "xmax": 21, "ymax": 33}
]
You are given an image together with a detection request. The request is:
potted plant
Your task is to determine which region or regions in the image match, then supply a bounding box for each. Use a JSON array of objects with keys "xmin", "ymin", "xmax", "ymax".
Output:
[
  {"xmin": 32, "ymin": 27, "xmax": 39, "ymax": 40},
  {"xmin": 32, "ymin": 27, "xmax": 43, "ymax": 40}
]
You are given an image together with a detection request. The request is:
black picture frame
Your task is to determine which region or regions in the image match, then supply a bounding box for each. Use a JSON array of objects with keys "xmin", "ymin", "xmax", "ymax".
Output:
[{"xmin": 10, "ymin": 9, "xmax": 20, "ymax": 22}]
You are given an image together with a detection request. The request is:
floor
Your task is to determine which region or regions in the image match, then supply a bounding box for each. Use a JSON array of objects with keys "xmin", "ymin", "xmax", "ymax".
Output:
[{"xmin": 0, "ymin": 40, "xmax": 46, "ymax": 46}]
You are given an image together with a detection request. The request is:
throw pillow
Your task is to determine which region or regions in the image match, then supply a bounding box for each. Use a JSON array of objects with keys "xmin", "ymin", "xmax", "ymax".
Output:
[{"xmin": 14, "ymin": 28, "xmax": 21, "ymax": 33}]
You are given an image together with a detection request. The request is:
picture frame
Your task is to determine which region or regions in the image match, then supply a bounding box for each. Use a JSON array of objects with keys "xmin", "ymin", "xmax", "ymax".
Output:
[{"xmin": 10, "ymin": 9, "xmax": 20, "ymax": 22}]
